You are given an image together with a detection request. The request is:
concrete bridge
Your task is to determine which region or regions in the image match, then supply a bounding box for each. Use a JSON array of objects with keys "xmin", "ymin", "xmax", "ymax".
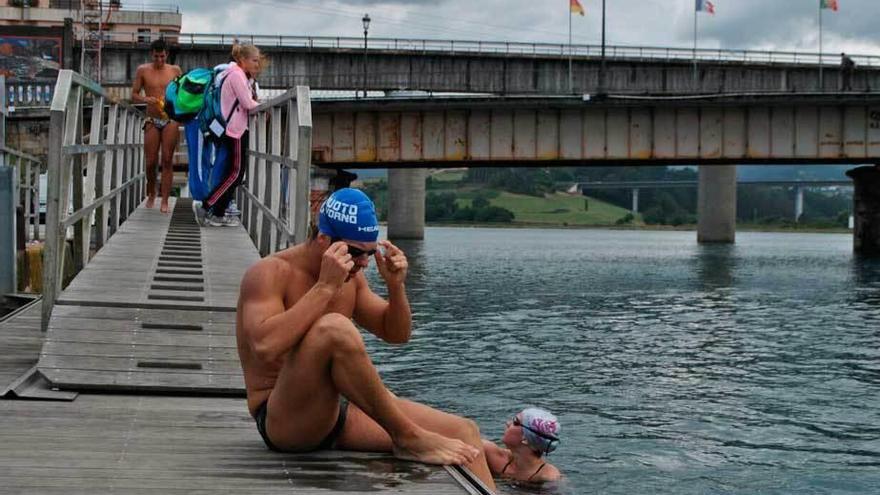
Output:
[
  {"xmin": 89, "ymin": 33, "xmax": 880, "ymax": 94},
  {"xmin": 574, "ymin": 180, "xmax": 853, "ymax": 222},
  {"xmin": 306, "ymin": 93, "xmax": 880, "ymax": 242},
  {"xmin": 4, "ymin": 70, "xmax": 880, "ymax": 250}
]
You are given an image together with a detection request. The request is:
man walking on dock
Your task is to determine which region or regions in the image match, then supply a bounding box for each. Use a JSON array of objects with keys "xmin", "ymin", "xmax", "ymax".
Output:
[
  {"xmin": 131, "ymin": 39, "xmax": 181, "ymax": 214},
  {"xmin": 236, "ymin": 188, "xmax": 496, "ymax": 491}
]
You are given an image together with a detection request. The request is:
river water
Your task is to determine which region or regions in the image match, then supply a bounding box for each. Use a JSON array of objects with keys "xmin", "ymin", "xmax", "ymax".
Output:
[{"xmin": 363, "ymin": 227, "xmax": 880, "ymax": 494}]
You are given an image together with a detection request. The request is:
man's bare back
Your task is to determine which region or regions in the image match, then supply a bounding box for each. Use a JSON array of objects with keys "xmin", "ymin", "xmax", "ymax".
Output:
[{"xmin": 236, "ymin": 244, "xmax": 361, "ymax": 415}]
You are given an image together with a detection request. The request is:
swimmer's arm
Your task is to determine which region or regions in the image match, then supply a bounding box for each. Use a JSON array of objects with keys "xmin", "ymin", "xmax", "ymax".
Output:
[
  {"xmin": 481, "ymin": 440, "xmax": 509, "ymax": 475},
  {"xmin": 130, "ymin": 66, "xmax": 156, "ymax": 105},
  {"xmin": 239, "ymin": 261, "xmax": 335, "ymax": 363},
  {"xmin": 353, "ymin": 275, "xmax": 411, "ymax": 344}
]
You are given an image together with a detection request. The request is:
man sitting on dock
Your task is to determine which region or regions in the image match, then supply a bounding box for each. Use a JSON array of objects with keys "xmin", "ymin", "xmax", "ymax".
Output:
[{"xmin": 236, "ymin": 188, "xmax": 496, "ymax": 491}]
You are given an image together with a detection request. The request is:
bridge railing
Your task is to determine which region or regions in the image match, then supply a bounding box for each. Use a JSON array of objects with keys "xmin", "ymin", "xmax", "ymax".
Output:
[
  {"xmin": 97, "ymin": 31, "xmax": 880, "ymax": 68},
  {"xmin": 239, "ymin": 86, "xmax": 313, "ymax": 257},
  {"xmin": 42, "ymin": 70, "xmax": 146, "ymax": 329},
  {"xmin": 4, "ymin": 78, "xmax": 57, "ymax": 109}
]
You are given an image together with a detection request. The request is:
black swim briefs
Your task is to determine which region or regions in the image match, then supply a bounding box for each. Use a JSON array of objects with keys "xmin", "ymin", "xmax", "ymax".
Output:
[{"xmin": 253, "ymin": 398, "xmax": 349, "ymax": 452}]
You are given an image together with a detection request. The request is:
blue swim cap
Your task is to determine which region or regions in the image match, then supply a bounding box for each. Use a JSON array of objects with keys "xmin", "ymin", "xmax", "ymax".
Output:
[
  {"xmin": 520, "ymin": 407, "xmax": 561, "ymax": 455},
  {"xmin": 318, "ymin": 188, "xmax": 380, "ymax": 243}
]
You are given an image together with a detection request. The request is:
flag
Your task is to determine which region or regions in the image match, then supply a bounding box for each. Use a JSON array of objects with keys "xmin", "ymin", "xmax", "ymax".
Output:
[
  {"xmin": 696, "ymin": 0, "xmax": 715, "ymax": 14},
  {"xmin": 820, "ymin": 0, "xmax": 838, "ymax": 11},
  {"xmin": 570, "ymin": 0, "xmax": 585, "ymax": 16}
]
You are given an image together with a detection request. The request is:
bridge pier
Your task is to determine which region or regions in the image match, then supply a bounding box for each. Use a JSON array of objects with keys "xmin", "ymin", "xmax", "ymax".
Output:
[
  {"xmin": 387, "ymin": 168, "xmax": 426, "ymax": 240},
  {"xmin": 697, "ymin": 165, "xmax": 737, "ymax": 244},
  {"xmin": 794, "ymin": 186, "xmax": 804, "ymax": 222},
  {"xmin": 846, "ymin": 166, "xmax": 880, "ymax": 256}
]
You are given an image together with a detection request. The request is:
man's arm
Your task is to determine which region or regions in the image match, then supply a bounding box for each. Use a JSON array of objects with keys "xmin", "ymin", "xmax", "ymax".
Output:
[
  {"xmin": 353, "ymin": 277, "xmax": 411, "ymax": 344},
  {"xmin": 130, "ymin": 66, "xmax": 155, "ymax": 105},
  {"xmin": 241, "ymin": 245, "xmax": 353, "ymax": 363},
  {"xmin": 353, "ymin": 241, "xmax": 411, "ymax": 344}
]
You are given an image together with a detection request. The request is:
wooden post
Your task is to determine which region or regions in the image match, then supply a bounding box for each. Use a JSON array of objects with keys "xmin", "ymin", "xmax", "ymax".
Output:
[
  {"xmin": 285, "ymin": 99, "xmax": 297, "ymax": 248},
  {"xmin": 98, "ymin": 103, "xmax": 118, "ymax": 247},
  {"xmin": 293, "ymin": 86, "xmax": 312, "ymax": 245},
  {"xmin": 269, "ymin": 106, "xmax": 282, "ymax": 253},
  {"xmin": 254, "ymin": 112, "xmax": 269, "ymax": 255}
]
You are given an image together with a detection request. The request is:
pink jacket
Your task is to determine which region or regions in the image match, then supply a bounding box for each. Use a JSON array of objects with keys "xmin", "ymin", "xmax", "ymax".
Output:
[{"xmin": 220, "ymin": 64, "xmax": 260, "ymax": 139}]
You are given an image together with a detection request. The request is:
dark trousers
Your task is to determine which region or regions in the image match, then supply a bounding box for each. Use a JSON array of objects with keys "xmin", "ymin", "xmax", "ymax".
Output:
[{"xmin": 204, "ymin": 130, "xmax": 248, "ymax": 217}]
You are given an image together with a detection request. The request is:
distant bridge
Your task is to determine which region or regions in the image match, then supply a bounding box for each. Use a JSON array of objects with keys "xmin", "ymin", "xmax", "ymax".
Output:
[
  {"xmin": 88, "ymin": 33, "xmax": 880, "ymax": 94},
  {"xmin": 574, "ymin": 180, "xmax": 853, "ymax": 221}
]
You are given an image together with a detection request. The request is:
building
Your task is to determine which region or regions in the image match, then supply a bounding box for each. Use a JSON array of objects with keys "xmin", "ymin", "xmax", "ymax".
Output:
[{"xmin": 0, "ymin": 1, "xmax": 181, "ymax": 42}]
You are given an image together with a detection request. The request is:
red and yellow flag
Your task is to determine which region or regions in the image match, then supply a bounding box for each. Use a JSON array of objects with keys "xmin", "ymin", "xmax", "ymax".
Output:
[{"xmin": 570, "ymin": 0, "xmax": 585, "ymax": 16}]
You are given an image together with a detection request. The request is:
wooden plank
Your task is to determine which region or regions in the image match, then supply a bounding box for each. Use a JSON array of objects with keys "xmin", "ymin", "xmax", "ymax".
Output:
[{"xmin": 0, "ymin": 394, "xmax": 468, "ymax": 494}]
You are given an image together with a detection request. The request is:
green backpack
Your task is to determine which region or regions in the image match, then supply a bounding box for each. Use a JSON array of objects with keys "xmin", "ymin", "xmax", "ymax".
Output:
[{"xmin": 164, "ymin": 68, "xmax": 214, "ymax": 123}]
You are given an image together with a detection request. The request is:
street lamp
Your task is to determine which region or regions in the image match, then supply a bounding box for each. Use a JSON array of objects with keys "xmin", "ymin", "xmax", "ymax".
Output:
[{"xmin": 362, "ymin": 14, "xmax": 371, "ymax": 98}]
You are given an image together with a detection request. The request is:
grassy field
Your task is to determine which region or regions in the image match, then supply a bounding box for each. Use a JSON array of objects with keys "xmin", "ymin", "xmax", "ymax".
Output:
[{"xmin": 449, "ymin": 190, "xmax": 636, "ymax": 226}]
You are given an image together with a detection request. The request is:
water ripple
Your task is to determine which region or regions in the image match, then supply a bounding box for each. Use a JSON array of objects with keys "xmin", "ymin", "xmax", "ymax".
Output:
[{"xmin": 364, "ymin": 228, "xmax": 880, "ymax": 494}]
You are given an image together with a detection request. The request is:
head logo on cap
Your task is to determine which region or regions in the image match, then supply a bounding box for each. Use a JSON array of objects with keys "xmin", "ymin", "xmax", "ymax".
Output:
[
  {"xmin": 520, "ymin": 407, "xmax": 561, "ymax": 455},
  {"xmin": 318, "ymin": 188, "xmax": 379, "ymax": 243}
]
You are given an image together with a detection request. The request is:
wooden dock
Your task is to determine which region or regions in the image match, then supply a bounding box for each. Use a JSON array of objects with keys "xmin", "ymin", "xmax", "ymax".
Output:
[{"xmin": 0, "ymin": 199, "xmax": 481, "ymax": 494}]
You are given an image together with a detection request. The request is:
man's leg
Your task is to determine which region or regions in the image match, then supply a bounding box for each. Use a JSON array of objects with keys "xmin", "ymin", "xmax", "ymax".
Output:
[
  {"xmin": 338, "ymin": 399, "xmax": 496, "ymax": 490},
  {"xmin": 159, "ymin": 122, "xmax": 179, "ymax": 213},
  {"xmin": 266, "ymin": 314, "xmax": 484, "ymax": 470},
  {"xmin": 143, "ymin": 123, "xmax": 160, "ymax": 208}
]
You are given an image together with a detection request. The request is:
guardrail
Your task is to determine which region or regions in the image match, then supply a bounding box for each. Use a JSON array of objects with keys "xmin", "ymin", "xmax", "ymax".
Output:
[
  {"xmin": 4, "ymin": 79, "xmax": 56, "ymax": 109},
  {"xmin": 42, "ymin": 70, "xmax": 146, "ymax": 329},
  {"xmin": 239, "ymin": 86, "xmax": 312, "ymax": 257},
  {"xmin": 93, "ymin": 31, "xmax": 880, "ymax": 68}
]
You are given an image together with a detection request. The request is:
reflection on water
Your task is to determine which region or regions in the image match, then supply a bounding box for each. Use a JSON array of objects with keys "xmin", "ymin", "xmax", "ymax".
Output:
[{"xmin": 366, "ymin": 228, "xmax": 880, "ymax": 494}]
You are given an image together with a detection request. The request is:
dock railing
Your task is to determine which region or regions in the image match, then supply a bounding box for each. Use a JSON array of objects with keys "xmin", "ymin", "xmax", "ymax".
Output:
[
  {"xmin": 1, "ymin": 76, "xmax": 45, "ymax": 296},
  {"xmin": 42, "ymin": 70, "xmax": 146, "ymax": 329},
  {"xmin": 239, "ymin": 86, "xmax": 313, "ymax": 257}
]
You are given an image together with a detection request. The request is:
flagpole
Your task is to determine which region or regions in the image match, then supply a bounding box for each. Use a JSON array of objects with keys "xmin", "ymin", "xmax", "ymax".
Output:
[
  {"xmin": 599, "ymin": 0, "xmax": 606, "ymax": 93},
  {"xmin": 818, "ymin": 2, "xmax": 824, "ymax": 91},
  {"xmin": 693, "ymin": 3, "xmax": 698, "ymax": 89},
  {"xmin": 568, "ymin": 3, "xmax": 573, "ymax": 93}
]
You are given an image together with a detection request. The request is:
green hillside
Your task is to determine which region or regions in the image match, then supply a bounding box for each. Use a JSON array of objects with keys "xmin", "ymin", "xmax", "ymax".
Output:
[{"xmin": 455, "ymin": 191, "xmax": 636, "ymax": 226}]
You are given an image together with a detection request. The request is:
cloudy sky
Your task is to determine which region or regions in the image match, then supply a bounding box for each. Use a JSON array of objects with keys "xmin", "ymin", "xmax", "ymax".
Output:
[{"xmin": 175, "ymin": 0, "xmax": 880, "ymax": 56}]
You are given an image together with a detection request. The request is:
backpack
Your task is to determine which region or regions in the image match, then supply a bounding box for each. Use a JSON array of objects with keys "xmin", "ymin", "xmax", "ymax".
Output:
[
  {"xmin": 164, "ymin": 68, "xmax": 214, "ymax": 123},
  {"xmin": 198, "ymin": 68, "xmax": 239, "ymax": 140}
]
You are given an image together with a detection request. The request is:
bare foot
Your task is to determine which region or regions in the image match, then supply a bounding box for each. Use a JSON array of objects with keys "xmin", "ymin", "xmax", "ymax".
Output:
[
  {"xmin": 392, "ymin": 428, "xmax": 480, "ymax": 466},
  {"xmin": 146, "ymin": 196, "xmax": 155, "ymax": 209},
  {"xmin": 160, "ymin": 200, "xmax": 170, "ymax": 214}
]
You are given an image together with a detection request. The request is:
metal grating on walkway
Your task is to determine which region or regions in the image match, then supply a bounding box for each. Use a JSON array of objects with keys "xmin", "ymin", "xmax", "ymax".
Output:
[{"xmin": 36, "ymin": 199, "xmax": 259, "ymax": 395}]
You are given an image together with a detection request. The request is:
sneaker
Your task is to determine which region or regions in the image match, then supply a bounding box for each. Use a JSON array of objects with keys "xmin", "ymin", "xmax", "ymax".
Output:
[
  {"xmin": 192, "ymin": 200, "xmax": 207, "ymax": 226},
  {"xmin": 226, "ymin": 200, "xmax": 241, "ymax": 216},
  {"xmin": 206, "ymin": 213, "xmax": 240, "ymax": 227}
]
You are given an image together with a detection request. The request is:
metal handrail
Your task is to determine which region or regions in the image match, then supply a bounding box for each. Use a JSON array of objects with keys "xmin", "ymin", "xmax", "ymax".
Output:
[
  {"xmin": 42, "ymin": 70, "xmax": 146, "ymax": 330},
  {"xmin": 92, "ymin": 31, "xmax": 880, "ymax": 67},
  {"xmin": 239, "ymin": 86, "xmax": 313, "ymax": 256}
]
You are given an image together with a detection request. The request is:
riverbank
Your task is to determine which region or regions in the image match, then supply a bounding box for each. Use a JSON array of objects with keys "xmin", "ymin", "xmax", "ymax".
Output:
[{"xmin": 418, "ymin": 221, "xmax": 852, "ymax": 234}]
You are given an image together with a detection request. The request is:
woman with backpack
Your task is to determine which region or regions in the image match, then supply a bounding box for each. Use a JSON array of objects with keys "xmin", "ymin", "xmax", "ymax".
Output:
[{"xmin": 199, "ymin": 44, "xmax": 263, "ymax": 227}]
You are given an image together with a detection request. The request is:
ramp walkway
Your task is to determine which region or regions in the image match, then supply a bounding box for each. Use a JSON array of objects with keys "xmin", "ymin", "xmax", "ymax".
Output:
[
  {"xmin": 0, "ymin": 71, "xmax": 490, "ymax": 494},
  {"xmin": 38, "ymin": 198, "xmax": 256, "ymax": 395}
]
